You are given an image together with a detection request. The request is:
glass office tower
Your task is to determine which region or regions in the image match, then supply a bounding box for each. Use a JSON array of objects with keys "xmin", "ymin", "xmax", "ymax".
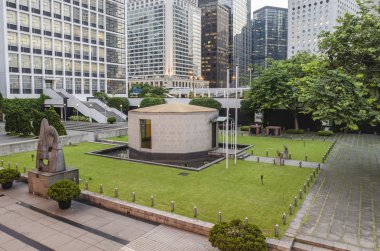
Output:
[
  {"xmin": 0, "ymin": 0, "xmax": 127, "ymax": 99},
  {"xmin": 251, "ymin": 6, "xmax": 287, "ymax": 72},
  {"xmin": 199, "ymin": 0, "xmax": 229, "ymax": 88}
]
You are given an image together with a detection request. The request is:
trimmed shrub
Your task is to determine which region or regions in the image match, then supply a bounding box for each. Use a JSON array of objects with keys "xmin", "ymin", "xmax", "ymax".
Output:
[
  {"xmin": 317, "ymin": 130, "xmax": 334, "ymax": 136},
  {"xmin": 45, "ymin": 107, "xmax": 67, "ymax": 135},
  {"xmin": 107, "ymin": 97, "xmax": 129, "ymax": 113},
  {"xmin": 189, "ymin": 97, "xmax": 222, "ymax": 111},
  {"xmin": 140, "ymin": 97, "xmax": 166, "ymax": 108},
  {"xmin": 286, "ymin": 129, "xmax": 304, "ymax": 134},
  {"xmin": 240, "ymin": 125, "xmax": 250, "ymax": 131},
  {"xmin": 47, "ymin": 180, "xmax": 81, "ymax": 202},
  {"xmin": 69, "ymin": 115, "xmax": 90, "ymax": 122},
  {"xmin": 107, "ymin": 116, "xmax": 116, "ymax": 124},
  {"xmin": 0, "ymin": 169, "xmax": 21, "ymax": 184},
  {"xmin": 209, "ymin": 219, "xmax": 266, "ymax": 251}
]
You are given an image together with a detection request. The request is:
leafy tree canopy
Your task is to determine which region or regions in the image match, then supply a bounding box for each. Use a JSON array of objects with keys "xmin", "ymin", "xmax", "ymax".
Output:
[
  {"xmin": 319, "ymin": 1, "xmax": 380, "ymax": 124},
  {"xmin": 189, "ymin": 98, "xmax": 222, "ymax": 111},
  {"xmin": 242, "ymin": 52, "xmax": 317, "ymax": 129},
  {"xmin": 129, "ymin": 83, "xmax": 168, "ymax": 98},
  {"xmin": 139, "ymin": 97, "xmax": 166, "ymax": 108},
  {"xmin": 93, "ymin": 92, "xmax": 109, "ymax": 103},
  {"xmin": 107, "ymin": 97, "xmax": 129, "ymax": 113}
]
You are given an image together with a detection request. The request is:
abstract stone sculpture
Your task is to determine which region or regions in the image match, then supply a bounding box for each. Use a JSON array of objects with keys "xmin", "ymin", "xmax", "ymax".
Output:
[{"xmin": 36, "ymin": 118, "xmax": 66, "ymax": 173}]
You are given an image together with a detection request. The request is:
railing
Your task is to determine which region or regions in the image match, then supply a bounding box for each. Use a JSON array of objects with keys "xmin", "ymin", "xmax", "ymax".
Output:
[
  {"xmin": 89, "ymin": 98, "xmax": 127, "ymax": 121},
  {"xmin": 55, "ymin": 89, "xmax": 107, "ymax": 123}
]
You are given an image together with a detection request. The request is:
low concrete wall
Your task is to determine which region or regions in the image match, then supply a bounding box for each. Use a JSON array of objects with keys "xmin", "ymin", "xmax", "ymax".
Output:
[
  {"xmin": 0, "ymin": 127, "xmax": 127, "ymax": 156},
  {"xmin": 80, "ymin": 190, "xmax": 214, "ymax": 236}
]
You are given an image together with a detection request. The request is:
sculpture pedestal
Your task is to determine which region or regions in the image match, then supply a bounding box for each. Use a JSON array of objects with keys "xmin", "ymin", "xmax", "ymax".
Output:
[{"xmin": 28, "ymin": 168, "xmax": 79, "ymax": 198}]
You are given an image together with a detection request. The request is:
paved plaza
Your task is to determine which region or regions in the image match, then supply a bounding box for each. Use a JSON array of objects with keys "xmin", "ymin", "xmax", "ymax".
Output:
[
  {"xmin": 293, "ymin": 134, "xmax": 380, "ymax": 250},
  {"xmin": 0, "ymin": 183, "xmax": 215, "ymax": 251}
]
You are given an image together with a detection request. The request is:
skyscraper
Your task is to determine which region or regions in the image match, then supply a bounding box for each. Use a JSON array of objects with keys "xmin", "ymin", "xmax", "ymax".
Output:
[
  {"xmin": 0, "ymin": 0, "xmax": 128, "ymax": 99},
  {"xmin": 221, "ymin": 0, "xmax": 251, "ymax": 86},
  {"xmin": 199, "ymin": 0, "xmax": 229, "ymax": 88},
  {"xmin": 127, "ymin": 0, "xmax": 208, "ymax": 89},
  {"xmin": 251, "ymin": 6, "xmax": 288, "ymax": 72},
  {"xmin": 288, "ymin": 0, "xmax": 360, "ymax": 57}
]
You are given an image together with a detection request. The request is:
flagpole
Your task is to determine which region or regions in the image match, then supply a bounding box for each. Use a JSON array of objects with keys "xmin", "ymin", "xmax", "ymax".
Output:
[{"xmin": 226, "ymin": 67, "xmax": 229, "ymax": 169}]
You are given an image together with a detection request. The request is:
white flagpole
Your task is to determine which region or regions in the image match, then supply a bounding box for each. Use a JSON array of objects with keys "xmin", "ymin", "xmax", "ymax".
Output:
[
  {"xmin": 234, "ymin": 65, "xmax": 238, "ymax": 166},
  {"xmin": 226, "ymin": 68, "xmax": 229, "ymax": 169}
]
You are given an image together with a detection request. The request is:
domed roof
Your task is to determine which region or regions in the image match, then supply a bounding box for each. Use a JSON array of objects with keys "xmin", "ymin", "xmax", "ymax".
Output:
[{"xmin": 130, "ymin": 102, "xmax": 216, "ymax": 113}]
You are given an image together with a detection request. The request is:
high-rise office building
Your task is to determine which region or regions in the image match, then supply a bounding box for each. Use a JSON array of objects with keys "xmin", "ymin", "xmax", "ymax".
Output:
[
  {"xmin": 0, "ymin": 0, "xmax": 128, "ymax": 99},
  {"xmin": 251, "ymin": 6, "xmax": 287, "ymax": 71},
  {"xmin": 199, "ymin": 0, "xmax": 229, "ymax": 88},
  {"xmin": 221, "ymin": 0, "xmax": 251, "ymax": 86},
  {"xmin": 127, "ymin": 0, "xmax": 208, "ymax": 89},
  {"xmin": 288, "ymin": 0, "xmax": 361, "ymax": 57}
]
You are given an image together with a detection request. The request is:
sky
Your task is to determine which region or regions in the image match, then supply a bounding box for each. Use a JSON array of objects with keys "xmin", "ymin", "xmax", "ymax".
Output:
[{"xmin": 251, "ymin": 0, "xmax": 288, "ymax": 12}]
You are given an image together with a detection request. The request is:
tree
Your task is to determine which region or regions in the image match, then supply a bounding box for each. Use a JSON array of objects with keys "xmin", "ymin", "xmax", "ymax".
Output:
[
  {"xmin": 139, "ymin": 97, "xmax": 166, "ymax": 108},
  {"xmin": 93, "ymin": 92, "xmax": 109, "ymax": 103},
  {"xmin": 0, "ymin": 92, "xmax": 3, "ymax": 111},
  {"xmin": 299, "ymin": 61, "xmax": 371, "ymax": 130},
  {"xmin": 107, "ymin": 97, "xmax": 129, "ymax": 113},
  {"xmin": 209, "ymin": 219, "xmax": 266, "ymax": 251},
  {"xmin": 45, "ymin": 107, "xmax": 67, "ymax": 135},
  {"xmin": 242, "ymin": 53, "xmax": 317, "ymax": 129},
  {"xmin": 129, "ymin": 83, "xmax": 168, "ymax": 98},
  {"xmin": 31, "ymin": 109, "xmax": 46, "ymax": 136},
  {"xmin": 189, "ymin": 98, "xmax": 222, "ymax": 111},
  {"xmin": 319, "ymin": 2, "xmax": 380, "ymax": 123}
]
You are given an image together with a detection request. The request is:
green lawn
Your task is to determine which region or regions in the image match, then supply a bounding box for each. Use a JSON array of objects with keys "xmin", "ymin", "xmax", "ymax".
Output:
[
  {"xmin": 1, "ymin": 142, "xmax": 317, "ymax": 237},
  {"xmin": 108, "ymin": 135, "xmax": 330, "ymax": 162},
  {"xmin": 107, "ymin": 135, "xmax": 128, "ymax": 142},
  {"xmin": 232, "ymin": 135, "xmax": 330, "ymax": 162}
]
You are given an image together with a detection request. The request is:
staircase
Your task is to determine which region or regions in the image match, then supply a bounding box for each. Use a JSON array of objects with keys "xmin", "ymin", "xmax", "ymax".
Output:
[
  {"xmin": 43, "ymin": 88, "xmax": 127, "ymax": 123},
  {"xmin": 83, "ymin": 100, "xmax": 126, "ymax": 123},
  {"xmin": 237, "ymin": 151, "xmax": 250, "ymax": 160}
]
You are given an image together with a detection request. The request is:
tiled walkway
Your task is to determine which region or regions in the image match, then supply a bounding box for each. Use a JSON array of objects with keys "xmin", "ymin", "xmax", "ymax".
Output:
[
  {"xmin": 0, "ymin": 183, "xmax": 216, "ymax": 251},
  {"xmin": 295, "ymin": 134, "xmax": 380, "ymax": 250}
]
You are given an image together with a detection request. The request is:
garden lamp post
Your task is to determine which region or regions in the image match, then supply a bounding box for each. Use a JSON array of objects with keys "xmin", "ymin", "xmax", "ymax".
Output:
[
  {"xmin": 248, "ymin": 65, "xmax": 253, "ymax": 86},
  {"xmin": 119, "ymin": 104, "xmax": 123, "ymax": 123},
  {"xmin": 64, "ymin": 103, "xmax": 67, "ymax": 122},
  {"xmin": 104, "ymin": 104, "xmax": 107, "ymax": 123},
  {"xmin": 76, "ymin": 103, "xmax": 79, "ymax": 123},
  {"xmin": 234, "ymin": 64, "xmax": 239, "ymax": 166}
]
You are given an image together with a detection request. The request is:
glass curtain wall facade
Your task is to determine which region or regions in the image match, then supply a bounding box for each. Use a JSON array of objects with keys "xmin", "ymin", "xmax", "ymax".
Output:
[
  {"xmin": 220, "ymin": 0, "xmax": 251, "ymax": 86},
  {"xmin": 0, "ymin": 0, "xmax": 127, "ymax": 99},
  {"xmin": 127, "ymin": 0, "xmax": 202, "ymax": 86},
  {"xmin": 199, "ymin": 0, "xmax": 229, "ymax": 88},
  {"xmin": 251, "ymin": 7, "xmax": 287, "ymax": 73}
]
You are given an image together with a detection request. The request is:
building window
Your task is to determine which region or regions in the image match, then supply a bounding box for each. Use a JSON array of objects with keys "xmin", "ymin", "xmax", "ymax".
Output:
[
  {"xmin": 83, "ymin": 79, "xmax": 90, "ymax": 94},
  {"xmin": 7, "ymin": 32, "xmax": 18, "ymax": 51},
  {"xmin": 75, "ymin": 78, "xmax": 82, "ymax": 94},
  {"xmin": 33, "ymin": 56, "xmax": 42, "ymax": 74},
  {"xmin": 7, "ymin": 10, "xmax": 17, "ymax": 30},
  {"xmin": 34, "ymin": 76, "xmax": 43, "ymax": 94},
  {"xmin": 10, "ymin": 75, "xmax": 20, "ymax": 94},
  {"xmin": 66, "ymin": 78, "xmax": 73, "ymax": 93},
  {"xmin": 32, "ymin": 16, "xmax": 41, "ymax": 34},
  {"xmin": 21, "ymin": 55, "xmax": 31, "ymax": 73},
  {"xmin": 8, "ymin": 53, "xmax": 19, "ymax": 73},
  {"xmin": 140, "ymin": 119, "xmax": 152, "ymax": 149},
  {"xmin": 22, "ymin": 76, "xmax": 32, "ymax": 94},
  {"xmin": 91, "ymin": 79, "xmax": 98, "ymax": 93}
]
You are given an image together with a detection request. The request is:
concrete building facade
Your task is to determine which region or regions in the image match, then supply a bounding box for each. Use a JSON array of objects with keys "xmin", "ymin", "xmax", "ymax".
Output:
[
  {"xmin": 128, "ymin": 103, "xmax": 219, "ymax": 163},
  {"xmin": 0, "ymin": 0, "xmax": 128, "ymax": 99},
  {"xmin": 127, "ymin": 0, "xmax": 207, "ymax": 89},
  {"xmin": 288, "ymin": 0, "xmax": 360, "ymax": 57}
]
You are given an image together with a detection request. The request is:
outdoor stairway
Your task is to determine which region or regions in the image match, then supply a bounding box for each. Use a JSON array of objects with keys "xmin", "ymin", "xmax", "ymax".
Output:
[
  {"xmin": 237, "ymin": 152, "xmax": 250, "ymax": 160},
  {"xmin": 83, "ymin": 101, "xmax": 126, "ymax": 122}
]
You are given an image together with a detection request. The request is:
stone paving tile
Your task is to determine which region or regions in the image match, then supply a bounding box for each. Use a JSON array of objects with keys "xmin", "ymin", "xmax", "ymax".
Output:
[
  {"xmin": 55, "ymin": 238, "xmax": 93, "ymax": 251},
  {"xmin": 292, "ymin": 134, "xmax": 380, "ymax": 250}
]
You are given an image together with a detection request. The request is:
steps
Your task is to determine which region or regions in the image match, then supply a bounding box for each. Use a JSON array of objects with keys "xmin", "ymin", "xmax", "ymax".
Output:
[
  {"xmin": 292, "ymin": 241, "xmax": 334, "ymax": 251},
  {"xmin": 237, "ymin": 152, "xmax": 250, "ymax": 160}
]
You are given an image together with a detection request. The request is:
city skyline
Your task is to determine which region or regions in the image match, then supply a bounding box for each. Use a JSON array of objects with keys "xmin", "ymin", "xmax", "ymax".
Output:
[{"xmin": 251, "ymin": 0, "xmax": 288, "ymax": 11}]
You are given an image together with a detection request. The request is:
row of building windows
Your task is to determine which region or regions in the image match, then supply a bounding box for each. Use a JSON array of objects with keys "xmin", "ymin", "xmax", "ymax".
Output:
[
  {"xmin": 8, "ymin": 75, "xmax": 107, "ymax": 95},
  {"xmin": 9, "ymin": 76, "xmax": 126, "ymax": 95},
  {"xmin": 7, "ymin": 0, "xmax": 125, "ymax": 19}
]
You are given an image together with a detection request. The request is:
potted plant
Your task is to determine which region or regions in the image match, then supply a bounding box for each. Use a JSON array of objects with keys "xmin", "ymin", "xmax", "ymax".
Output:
[
  {"xmin": 47, "ymin": 180, "xmax": 81, "ymax": 209},
  {"xmin": 0, "ymin": 168, "xmax": 21, "ymax": 189}
]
